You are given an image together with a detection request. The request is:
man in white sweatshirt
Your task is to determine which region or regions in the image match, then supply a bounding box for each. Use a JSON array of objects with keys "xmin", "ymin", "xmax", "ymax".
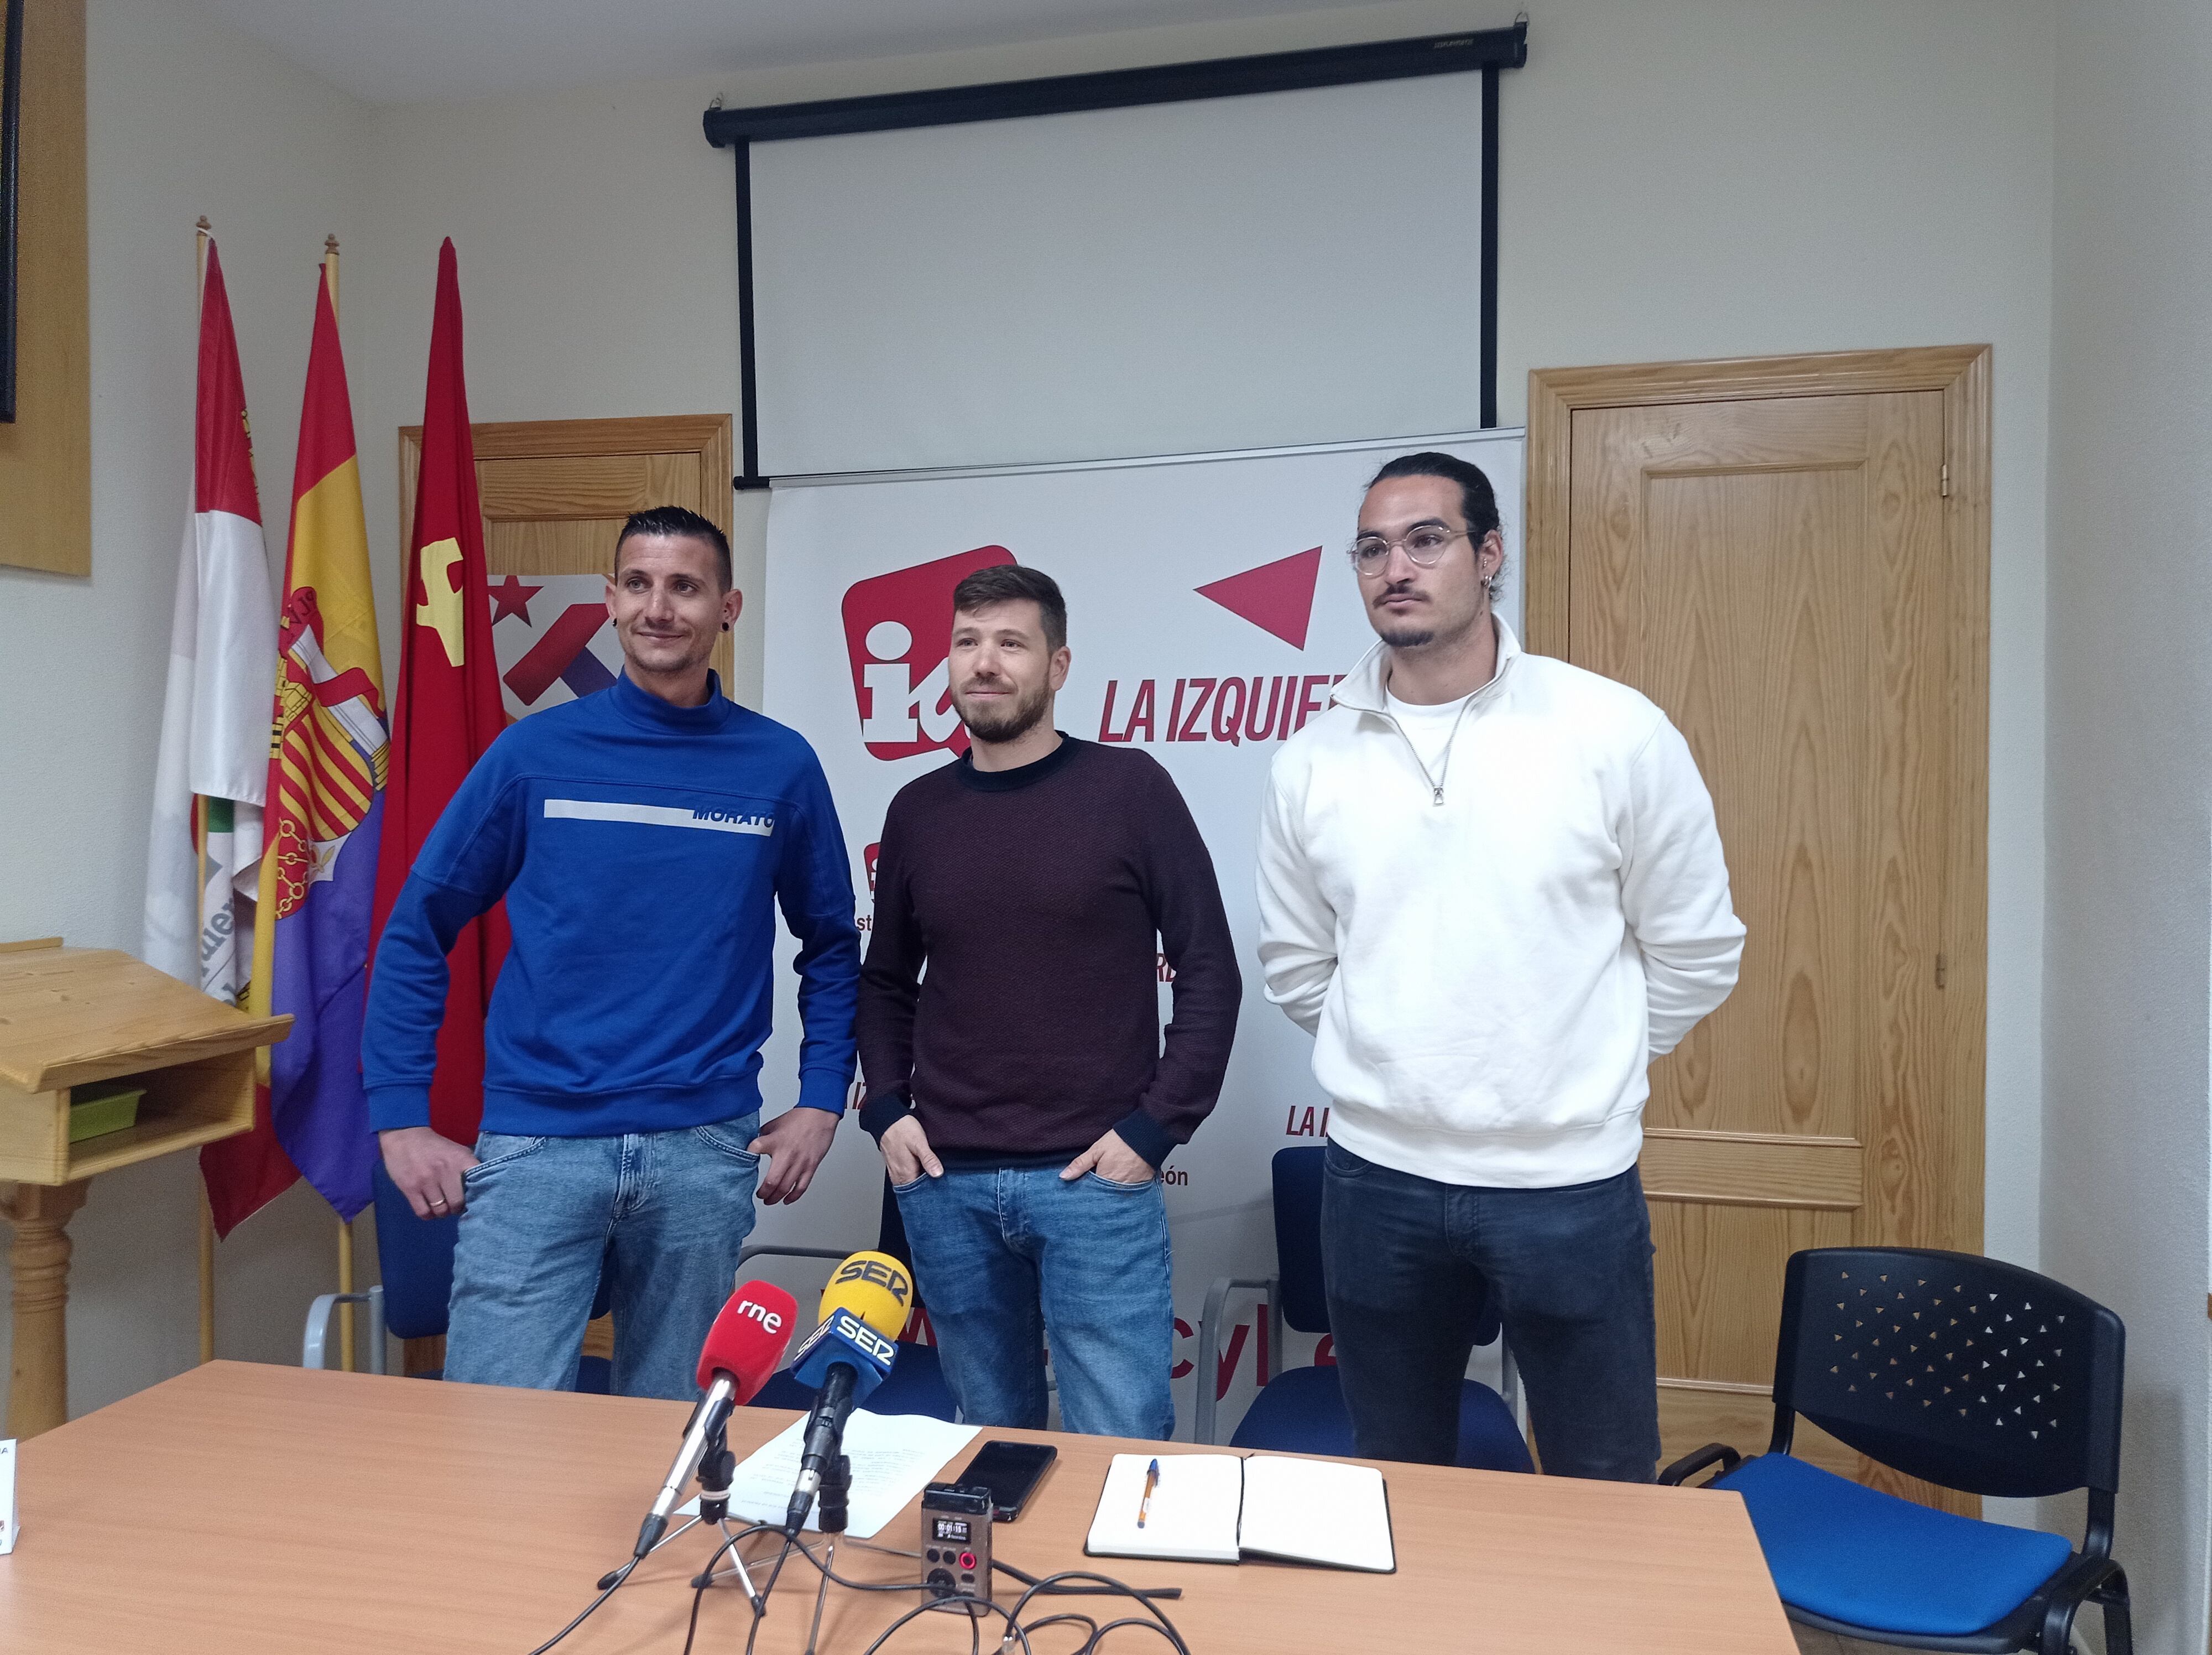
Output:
[{"xmin": 1255, "ymin": 451, "xmax": 1744, "ymax": 1480}]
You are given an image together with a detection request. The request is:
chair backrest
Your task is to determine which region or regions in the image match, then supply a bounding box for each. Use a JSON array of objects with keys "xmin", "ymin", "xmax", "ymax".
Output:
[
  {"xmin": 1270, "ymin": 1146, "xmax": 1500, "ymax": 1346},
  {"xmin": 1272, "ymin": 1148, "xmax": 1332, "ymax": 1334},
  {"xmin": 371, "ymin": 1159, "xmax": 459, "ymax": 1341},
  {"xmin": 1774, "ymin": 1247, "xmax": 2124, "ymax": 1501}
]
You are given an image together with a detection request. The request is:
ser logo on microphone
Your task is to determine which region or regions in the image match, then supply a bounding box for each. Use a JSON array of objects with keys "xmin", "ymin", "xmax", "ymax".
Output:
[
  {"xmin": 833, "ymin": 1310, "xmax": 899, "ymax": 1369},
  {"xmin": 832, "ymin": 1256, "xmax": 911, "ymax": 1305},
  {"xmin": 738, "ymin": 1297, "xmax": 785, "ymax": 1335}
]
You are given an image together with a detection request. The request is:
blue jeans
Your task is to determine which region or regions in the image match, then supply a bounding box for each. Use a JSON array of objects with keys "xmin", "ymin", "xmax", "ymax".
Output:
[
  {"xmin": 893, "ymin": 1164, "xmax": 1174, "ymax": 1439},
  {"xmin": 1319, "ymin": 1142, "xmax": 1660, "ymax": 1481},
  {"xmin": 444, "ymin": 1117, "xmax": 760, "ymax": 1401}
]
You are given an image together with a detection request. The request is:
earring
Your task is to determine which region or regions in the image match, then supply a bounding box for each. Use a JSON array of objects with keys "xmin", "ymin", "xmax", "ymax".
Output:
[{"xmin": 721, "ymin": 621, "xmax": 731, "ymax": 632}]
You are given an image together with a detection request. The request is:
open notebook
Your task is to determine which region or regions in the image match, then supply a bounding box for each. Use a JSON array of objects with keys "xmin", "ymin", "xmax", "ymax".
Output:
[{"xmin": 1083, "ymin": 1453, "xmax": 1395, "ymax": 1573}]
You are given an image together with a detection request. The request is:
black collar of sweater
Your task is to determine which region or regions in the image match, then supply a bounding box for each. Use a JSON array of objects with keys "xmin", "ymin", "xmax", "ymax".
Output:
[{"xmin": 953, "ymin": 733, "xmax": 1083, "ymax": 792}]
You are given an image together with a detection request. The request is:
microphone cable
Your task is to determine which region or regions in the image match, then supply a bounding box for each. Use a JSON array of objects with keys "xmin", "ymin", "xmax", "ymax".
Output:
[
  {"xmin": 519, "ymin": 1555, "xmax": 638, "ymax": 1655},
  {"xmin": 682, "ymin": 1522, "xmax": 1192, "ymax": 1655}
]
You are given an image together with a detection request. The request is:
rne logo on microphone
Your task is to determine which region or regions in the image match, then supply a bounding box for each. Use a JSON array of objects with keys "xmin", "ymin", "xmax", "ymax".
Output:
[
  {"xmin": 840, "ymin": 547, "xmax": 1017, "ymax": 761},
  {"xmin": 738, "ymin": 1299, "xmax": 785, "ymax": 1334}
]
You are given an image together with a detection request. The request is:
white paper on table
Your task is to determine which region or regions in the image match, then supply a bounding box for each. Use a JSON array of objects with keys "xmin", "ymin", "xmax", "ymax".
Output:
[{"xmin": 679, "ymin": 1410, "xmax": 980, "ymax": 1540}]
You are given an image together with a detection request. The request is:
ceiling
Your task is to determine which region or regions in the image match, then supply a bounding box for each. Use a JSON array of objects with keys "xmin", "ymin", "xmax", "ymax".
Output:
[{"xmin": 196, "ymin": 0, "xmax": 1412, "ymax": 106}]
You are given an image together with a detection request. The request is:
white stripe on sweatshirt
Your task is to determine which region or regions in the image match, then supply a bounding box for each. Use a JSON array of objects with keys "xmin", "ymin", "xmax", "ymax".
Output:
[{"xmin": 1255, "ymin": 617, "xmax": 1745, "ymax": 1188}]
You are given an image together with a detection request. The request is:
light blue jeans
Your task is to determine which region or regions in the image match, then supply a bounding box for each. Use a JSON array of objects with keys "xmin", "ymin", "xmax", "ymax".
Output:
[
  {"xmin": 894, "ymin": 1163, "xmax": 1174, "ymax": 1440},
  {"xmin": 444, "ymin": 1117, "xmax": 759, "ymax": 1401}
]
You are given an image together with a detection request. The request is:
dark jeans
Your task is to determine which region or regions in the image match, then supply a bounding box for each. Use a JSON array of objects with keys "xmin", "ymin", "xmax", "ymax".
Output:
[{"xmin": 1319, "ymin": 1140, "xmax": 1660, "ymax": 1481}]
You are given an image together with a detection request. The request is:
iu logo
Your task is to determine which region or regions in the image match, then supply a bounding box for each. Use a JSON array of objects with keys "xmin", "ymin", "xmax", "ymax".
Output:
[{"xmin": 841, "ymin": 547, "xmax": 1017, "ymax": 760}]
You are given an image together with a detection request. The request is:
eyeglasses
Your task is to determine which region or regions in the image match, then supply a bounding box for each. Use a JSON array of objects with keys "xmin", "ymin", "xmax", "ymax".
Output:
[{"xmin": 1348, "ymin": 525, "xmax": 1472, "ymax": 573}]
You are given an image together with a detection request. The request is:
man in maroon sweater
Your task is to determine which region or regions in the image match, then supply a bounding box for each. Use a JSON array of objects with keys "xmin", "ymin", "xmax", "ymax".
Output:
[{"xmin": 856, "ymin": 565, "xmax": 1239, "ymax": 1438}]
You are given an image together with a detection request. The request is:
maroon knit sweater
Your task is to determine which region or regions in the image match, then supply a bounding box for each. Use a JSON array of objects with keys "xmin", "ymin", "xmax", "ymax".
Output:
[{"xmin": 855, "ymin": 736, "xmax": 1239, "ymax": 1168}]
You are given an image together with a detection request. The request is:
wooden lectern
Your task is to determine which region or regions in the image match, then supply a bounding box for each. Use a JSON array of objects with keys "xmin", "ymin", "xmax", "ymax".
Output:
[{"xmin": 0, "ymin": 942, "xmax": 290, "ymax": 1438}]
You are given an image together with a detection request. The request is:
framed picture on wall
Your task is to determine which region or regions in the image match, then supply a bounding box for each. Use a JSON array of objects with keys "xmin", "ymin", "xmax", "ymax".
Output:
[{"xmin": 1, "ymin": 0, "xmax": 23, "ymax": 424}]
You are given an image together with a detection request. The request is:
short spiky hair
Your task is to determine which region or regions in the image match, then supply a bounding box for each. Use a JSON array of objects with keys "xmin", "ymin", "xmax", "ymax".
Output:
[
  {"xmin": 614, "ymin": 505, "xmax": 732, "ymax": 591},
  {"xmin": 951, "ymin": 564, "xmax": 1067, "ymax": 652}
]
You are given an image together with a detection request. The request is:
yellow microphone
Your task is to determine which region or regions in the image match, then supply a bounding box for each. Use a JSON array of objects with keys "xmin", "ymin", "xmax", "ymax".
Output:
[
  {"xmin": 784, "ymin": 1251, "xmax": 915, "ymax": 1532},
  {"xmin": 817, "ymin": 1250, "xmax": 914, "ymax": 1340}
]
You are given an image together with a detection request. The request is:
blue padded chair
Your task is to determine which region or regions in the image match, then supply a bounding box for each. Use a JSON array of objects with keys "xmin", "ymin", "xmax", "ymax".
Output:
[
  {"xmin": 1194, "ymin": 1146, "xmax": 1531, "ymax": 1471},
  {"xmin": 1662, "ymin": 1248, "xmax": 2130, "ymax": 1655},
  {"xmin": 303, "ymin": 1159, "xmax": 613, "ymax": 1392},
  {"xmin": 739, "ymin": 1177, "xmax": 959, "ymax": 1421}
]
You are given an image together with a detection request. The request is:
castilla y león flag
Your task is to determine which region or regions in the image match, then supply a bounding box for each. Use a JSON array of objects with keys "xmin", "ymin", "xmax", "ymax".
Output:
[
  {"xmin": 202, "ymin": 256, "xmax": 386, "ymax": 1235},
  {"xmin": 368, "ymin": 238, "xmax": 508, "ymax": 1149},
  {"xmin": 144, "ymin": 241, "xmax": 276, "ymax": 1006}
]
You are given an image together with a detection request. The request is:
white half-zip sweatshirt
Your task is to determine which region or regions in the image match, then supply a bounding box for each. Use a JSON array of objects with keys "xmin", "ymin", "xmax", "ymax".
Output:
[{"xmin": 1255, "ymin": 617, "xmax": 1745, "ymax": 1188}]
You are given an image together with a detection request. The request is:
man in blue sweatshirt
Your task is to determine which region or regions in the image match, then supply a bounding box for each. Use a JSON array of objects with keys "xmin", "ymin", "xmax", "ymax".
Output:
[{"xmin": 363, "ymin": 506, "xmax": 860, "ymax": 1400}]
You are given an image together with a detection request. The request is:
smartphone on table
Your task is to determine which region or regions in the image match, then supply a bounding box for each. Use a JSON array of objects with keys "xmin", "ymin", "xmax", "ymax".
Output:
[{"xmin": 954, "ymin": 1439, "xmax": 1058, "ymax": 1522}]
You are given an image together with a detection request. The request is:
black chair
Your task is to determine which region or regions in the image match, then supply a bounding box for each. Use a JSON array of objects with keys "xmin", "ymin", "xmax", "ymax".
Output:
[{"xmin": 1662, "ymin": 1248, "xmax": 2129, "ymax": 1655}]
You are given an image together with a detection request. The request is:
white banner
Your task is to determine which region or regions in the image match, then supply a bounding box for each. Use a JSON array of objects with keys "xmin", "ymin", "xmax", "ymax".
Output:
[{"xmin": 750, "ymin": 431, "xmax": 1524, "ymax": 1440}]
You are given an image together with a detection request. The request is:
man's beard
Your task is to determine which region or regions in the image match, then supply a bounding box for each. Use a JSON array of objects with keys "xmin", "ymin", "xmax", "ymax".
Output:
[
  {"xmin": 1373, "ymin": 592, "xmax": 1483, "ymax": 653},
  {"xmin": 957, "ymin": 678, "xmax": 1051, "ymax": 745},
  {"xmin": 1375, "ymin": 620, "xmax": 1438, "ymax": 648}
]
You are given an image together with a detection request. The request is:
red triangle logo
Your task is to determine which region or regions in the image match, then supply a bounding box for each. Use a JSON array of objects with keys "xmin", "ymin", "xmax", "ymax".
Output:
[{"xmin": 1196, "ymin": 545, "xmax": 1322, "ymax": 649}]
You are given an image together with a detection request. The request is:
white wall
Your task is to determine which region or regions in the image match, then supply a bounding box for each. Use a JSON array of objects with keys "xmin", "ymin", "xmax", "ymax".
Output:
[
  {"xmin": 0, "ymin": 0, "xmax": 376, "ymax": 1415},
  {"xmin": 1, "ymin": 0, "xmax": 2138, "ymax": 1599},
  {"xmin": 2044, "ymin": 0, "xmax": 2212, "ymax": 1647}
]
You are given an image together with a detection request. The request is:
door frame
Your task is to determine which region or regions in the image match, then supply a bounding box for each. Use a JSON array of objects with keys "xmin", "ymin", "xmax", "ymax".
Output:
[{"xmin": 1525, "ymin": 345, "xmax": 1992, "ymax": 1264}]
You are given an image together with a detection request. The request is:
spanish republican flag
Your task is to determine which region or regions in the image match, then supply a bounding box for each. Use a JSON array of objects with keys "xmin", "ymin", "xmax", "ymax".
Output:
[
  {"xmin": 369, "ymin": 239, "xmax": 508, "ymax": 1148},
  {"xmin": 143, "ymin": 242, "xmax": 276, "ymax": 1004},
  {"xmin": 202, "ymin": 258, "xmax": 385, "ymax": 1235}
]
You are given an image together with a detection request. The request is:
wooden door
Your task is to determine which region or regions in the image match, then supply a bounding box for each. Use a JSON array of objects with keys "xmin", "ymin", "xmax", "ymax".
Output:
[
  {"xmin": 1527, "ymin": 349, "xmax": 1989, "ymax": 1510},
  {"xmin": 399, "ymin": 414, "xmax": 739, "ymax": 707},
  {"xmin": 392, "ymin": 413, "xmax": 735, "ymax": 1376}
]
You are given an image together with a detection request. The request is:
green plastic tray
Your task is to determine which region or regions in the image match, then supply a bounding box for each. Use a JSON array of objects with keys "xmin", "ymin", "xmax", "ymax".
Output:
[{"xmin": 68, "ymin": 1081, "xmax": 144, "ymax": 1143}]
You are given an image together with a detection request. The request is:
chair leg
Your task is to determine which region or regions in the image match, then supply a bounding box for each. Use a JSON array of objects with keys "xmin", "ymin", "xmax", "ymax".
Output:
[
  {"xmin": 2097, "ymin": 1570, "xmax": 2132, "ymax": 1655},
  {"xmin": 2038, "ymin": 1598, "xmax": 2079, "ymax": 1655}
]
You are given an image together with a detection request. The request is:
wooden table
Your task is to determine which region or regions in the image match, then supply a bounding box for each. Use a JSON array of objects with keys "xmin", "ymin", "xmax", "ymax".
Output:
[{"xmin": 0, "ymin": 1362, "xmax": 1794, "ymax": 1653}]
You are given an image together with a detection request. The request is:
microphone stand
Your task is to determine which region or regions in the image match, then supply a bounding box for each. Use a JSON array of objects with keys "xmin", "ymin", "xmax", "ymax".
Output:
[
  {"xmin": 693, "ymin": 1418, "xmax": 766, "ymax": 1616},
  {"xmin": 801, "ymin": 1453, "xmax": 851, "ymax": 1655}
]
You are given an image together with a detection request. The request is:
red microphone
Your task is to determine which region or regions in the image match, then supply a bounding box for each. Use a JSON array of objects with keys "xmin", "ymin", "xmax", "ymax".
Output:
[
  {"xmin": 636, "ymin": 1281, "xmax": 798, "ymax": 1560},
  {"xmin": 697, "ymin": 1280, "xmax": 799, "ymax": 1398}
]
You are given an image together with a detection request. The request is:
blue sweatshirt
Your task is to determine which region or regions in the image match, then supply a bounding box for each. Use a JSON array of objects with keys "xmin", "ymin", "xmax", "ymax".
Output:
[{"xmin": 362, "ymin": 673, "xmax": 860, "ymax": 1138}]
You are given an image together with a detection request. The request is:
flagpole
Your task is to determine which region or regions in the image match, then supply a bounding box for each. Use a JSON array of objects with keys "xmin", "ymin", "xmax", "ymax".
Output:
[
  {"xmin": 194, "ymin": 216, "xmax": 218, "ymax": 1370},
  {"xmin": 317, "ymin": 231, "xmax": 362, "ymax": 1378}
]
